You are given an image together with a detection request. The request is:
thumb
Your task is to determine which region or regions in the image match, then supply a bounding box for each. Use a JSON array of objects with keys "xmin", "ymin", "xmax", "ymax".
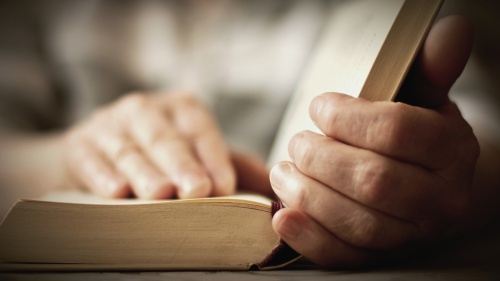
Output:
[
  {"xmin": 231, "ymin": 151, "xmax": 274, "ymax": 198},
  {"xmin": 396, "ymin": 15, "xmax": 474, "ymax": 109}
]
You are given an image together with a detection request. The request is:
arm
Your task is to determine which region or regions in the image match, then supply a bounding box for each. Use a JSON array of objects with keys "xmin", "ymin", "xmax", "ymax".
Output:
[
  {"xmin": 0, "ymin": 4, "xmax": 238, "ymax": 216},
  {"xmin": 0, "ymin": 93, "xmax": 238, "ymax": 213},
  {"xmin": 0, "ymin": 1, "xmax": 275, "ymax": 218},
  {"xmin": 0, "ymin": 1, "xmax": 68, "ymax": 216},
  {"xmin": 0, "ymin": 134, "xmax": 65, "ymax": 216}
]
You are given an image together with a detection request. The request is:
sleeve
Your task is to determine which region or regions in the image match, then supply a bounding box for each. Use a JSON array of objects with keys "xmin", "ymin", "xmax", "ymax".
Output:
[{"xmin": 0, "ymin": 1, "xmax": 64, "ymax": 133}]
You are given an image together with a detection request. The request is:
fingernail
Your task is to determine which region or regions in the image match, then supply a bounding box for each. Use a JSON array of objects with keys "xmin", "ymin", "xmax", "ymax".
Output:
[
  {"xmin": 180, "ymin": 173, "xmax": 211, "ymax": 198},
  {"xmin": 288, "ymin": 132, "xmax": 304, "ymax": 160},
  {"xmin": 279, "ymin": 215, "xmax": 302, "ymax": 240},
  {"xmin": 310, "ymin": 95, "xmax": 325, "ymax": 122},
  {"xmin": 144, "ymin": 177, "xmax": 174, "ymax": 199},
  {"xmin": 270, "ymin": 162, "xmax": 291, "ymax": 193},
  {"xmin": 214, "ymin": 170, "xmax": 236, "ymax": 196},
  {"xmin": 105, "ymin": 180, "xmax": 119, "ymax": 195},
  {"xmin": 103, "ymin": 177, "xmax": 128, "ymax": 198}
]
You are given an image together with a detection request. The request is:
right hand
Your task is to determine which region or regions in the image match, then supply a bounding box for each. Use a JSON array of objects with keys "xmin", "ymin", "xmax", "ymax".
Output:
[{"xmin": 63, "ymin": 92, "xmax": 236, "ymax": 199}]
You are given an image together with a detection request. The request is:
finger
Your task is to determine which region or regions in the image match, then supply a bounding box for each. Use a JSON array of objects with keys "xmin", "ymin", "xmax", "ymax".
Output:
[
  {"xmin": 232, "ymin": 151, "xmax": 273, "ymax": 198},
  {"xmin": 167, "ymin": 94, "xmax": 236, "ymax": 196},
  {"xmin": 273, "ymin": 208, "xmax": 374, "ymax": 268},
  {"xmin": 288, "ymin": 130, "xmax": 464, "ymax": 226},
  {"xmin": 397, "ymin": 15, "xmax": 474, "ymax": 109},
  {"xmin": 65, "ymin": 137, "xmax": 129, "ymax": 198},
  {"xmin": 194, "ymin": 132, "xmax": 236, "ymax": 196},
  {"xmin": 270, "ymin": 161, "xmax": 421, "ymax": 250},
  {"xmin": 116, "ymin": 94, "xmax": 212, "ymax": 199},
  {"xmin": 309, "ymin": 92, "xmax": 455, "ymax": 169},
  {"xmin": 94, "ymin": 131, "xmax": 175, "ymax": 199}
]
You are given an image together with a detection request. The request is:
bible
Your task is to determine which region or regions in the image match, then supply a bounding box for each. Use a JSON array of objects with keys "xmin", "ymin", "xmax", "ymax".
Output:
[
  {"xmin": 0, "ymin": 192, "xmax": 300, "ymax": 271},
  {"xmin": 268, "ymin": 0, "xmax": 444, "ymax": 164},
  {"xmin": 0, "ymin": 0, "xmax": 443, "ymax": 271}
]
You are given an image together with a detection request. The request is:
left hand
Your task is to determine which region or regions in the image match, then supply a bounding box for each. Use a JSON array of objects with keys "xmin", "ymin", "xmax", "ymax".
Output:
[{"xmin": 270, "ymin": 15, "xmax": 478, "ymax": 267}]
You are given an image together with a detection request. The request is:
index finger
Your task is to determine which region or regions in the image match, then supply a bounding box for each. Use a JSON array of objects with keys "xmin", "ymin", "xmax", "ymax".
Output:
[
  {"xmin": 116, "ymin": 94, "xmax": 212, "ymax": 199},
  {"xmin": 166, "ymin": 94, "xmax": 236, "ymax": 196},
  {"xmin": 309, "ymin": 93, "xmax": 461, "ymax": 169}
]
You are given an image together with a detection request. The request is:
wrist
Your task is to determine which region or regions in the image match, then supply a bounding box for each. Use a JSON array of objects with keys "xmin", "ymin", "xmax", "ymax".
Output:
[{"xmin": 0, "ymin": 131, "xmax": 68, "ymax": 216}]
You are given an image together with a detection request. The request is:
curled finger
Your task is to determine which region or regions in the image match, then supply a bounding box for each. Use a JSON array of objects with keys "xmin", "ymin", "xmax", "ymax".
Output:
[
  {"xmin": 116, "ymin": 94, "xmax": 212, "ymax": 198},
  {"xmin": 273, "ymin": 208, "xmax": 375, "ymax": 268},
  {"xmin": 94, "ymin": 131, "xmax": 175, "ymax": 199},
  {"xmin": 65, "ymin": 137, "xmax": 129, "ymax": 198},
  {"xmin": 270, "ymin": 161, "xmax": 421, "ymax": 250},
  {"xmin": 168, "ymin": 94, "xmax": 236, "ymax": 196}
]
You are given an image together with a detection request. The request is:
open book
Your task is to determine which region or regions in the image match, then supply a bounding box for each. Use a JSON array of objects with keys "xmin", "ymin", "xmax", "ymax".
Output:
[
  {"xmin": 0, "ymin": 0, "xmax": 443, "ymax": 271},
  {"xmin": 0, "ymin": 192, "xmax": 300, "ymax": 271},
  {"xmin": 268, "ymin": 0, "xmax": 444, "ymax": 164}
]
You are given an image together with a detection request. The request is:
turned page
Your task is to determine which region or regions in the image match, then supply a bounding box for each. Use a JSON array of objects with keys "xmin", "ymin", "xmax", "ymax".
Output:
[
  {"xmin": 38, "ymin": 190, "xmax": 272, "ymax": 205},
  {"xmin": 268, "ymin": 0, "xmax": 405, "ymax": 165}
]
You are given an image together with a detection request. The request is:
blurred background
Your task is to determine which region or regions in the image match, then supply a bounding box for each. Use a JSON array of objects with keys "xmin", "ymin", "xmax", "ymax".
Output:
[
  {"xmin": 0, "ymin": 0, "xmax": 498, "ymax": 157},
  {"xmin": 0, "ymin": 0, "xmax": 499, "ymax": 218}
]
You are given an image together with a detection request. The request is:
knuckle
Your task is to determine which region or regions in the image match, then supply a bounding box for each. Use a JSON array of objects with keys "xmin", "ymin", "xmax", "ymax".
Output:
[
  {"xmin": 286, "ymin": 175, "xmax": 309, "ymax": 211},
  {"xmin": 191, "ymin": 113, "xmax": 217, "ymax": 136},
  {"xmin": 112, "ymin": 142, "xmax": 139, "ymax": 165},
  {"xmin": 291, "ymin": 133, "xmax": 317, "ymax": 172},
  {"xmin": 118, "ymin": 93, "xmax": 149, "ymax": 112},
  {"xmin": 375, "ymin": 103, "xmax": 410, "ymax": 152},
  {"xmin": 145, "ymin": 128, "xmax": 167, "ymax": 148},
  {"xmin": 348, "ymin": 212, "xmax": 380, "ymax": 247},
  {"xmin": 314, "ymin": 93, "xmax": 352, "ymax": 136},
  {"xmin": 321, "ymin": 101, "xmax": 339, "ymax": 135},
  {"xmin": 173, "ymin": 92, "xmax": 202, "ymax": 109},
  {"xmin": 151, "ymin": 132, "xmax": 184, "ymax": 151},
  {"xmin": 107, "ymin": 183, "xmax": 130, "ymax": 199},
  {"xmin": 354, "ymin": 159, "xmax": 391, "ymax": 205},
  {"xmin": 140, "ymin": 181, "xmax": 175, "ymax": 200},
  {"xmin": 292, "ymin": 184, "xmax": 309, "ymax": 211}
]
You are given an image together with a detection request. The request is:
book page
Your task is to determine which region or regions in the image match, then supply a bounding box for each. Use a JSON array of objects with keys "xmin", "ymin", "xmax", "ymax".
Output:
[
  {"xmin": 268, "ymin": 0, "xmax": 404, "ymax": 165},
  {"xmin": 37, "ymin": 190, "xmax": 272, "ymax": 206}
]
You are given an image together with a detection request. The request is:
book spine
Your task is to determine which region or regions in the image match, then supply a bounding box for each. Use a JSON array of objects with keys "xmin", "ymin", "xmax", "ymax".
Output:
[{"xmin": 254, "ymin": 201, "xmax": 302, "ymax": 270}]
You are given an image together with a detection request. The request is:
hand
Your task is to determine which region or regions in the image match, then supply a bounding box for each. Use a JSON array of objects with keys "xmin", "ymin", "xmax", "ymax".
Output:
[
  {"xmin": 270, "ymin": 15, "xmax": 478, "ymax": 267},
  {"xmin": 63, "ymin": 92, "xmax": 236, "ymax": 199}
]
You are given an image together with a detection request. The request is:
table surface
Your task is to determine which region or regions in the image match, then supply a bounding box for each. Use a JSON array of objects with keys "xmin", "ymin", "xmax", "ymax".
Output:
[{"xmin": 2, "ymin": 225, "xmax": 500, "ymax": 281}]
